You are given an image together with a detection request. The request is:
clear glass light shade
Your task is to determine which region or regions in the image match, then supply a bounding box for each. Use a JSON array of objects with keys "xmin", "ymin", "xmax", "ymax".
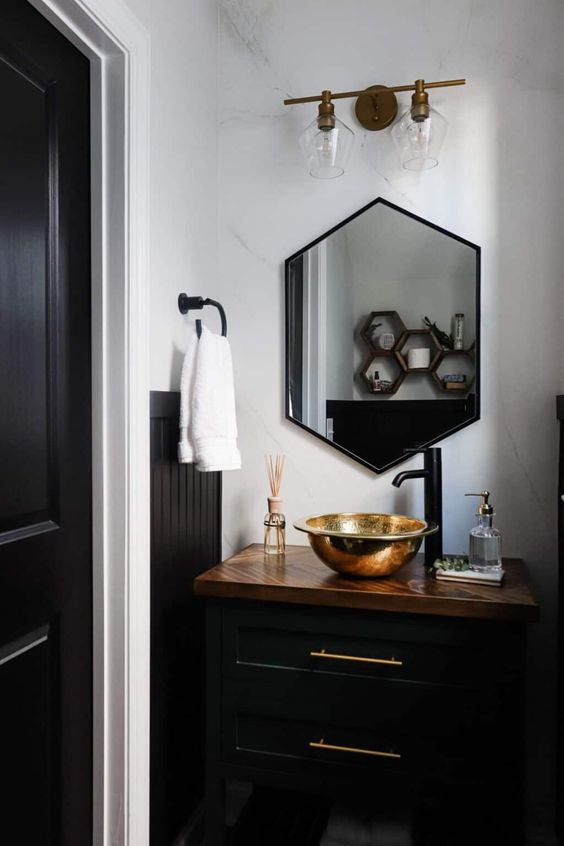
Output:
[
  {"xmin": 299, "ymin": 115, "xmax": 355, "ymax": 179},
  {"xmin": 391, "ymin": 105, "xmax": 448, "ymax": 171}
]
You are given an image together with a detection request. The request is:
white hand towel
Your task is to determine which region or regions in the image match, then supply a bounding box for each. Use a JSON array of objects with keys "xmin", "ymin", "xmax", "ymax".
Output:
[
  {"xmin": 178, "ymin": 325, "xmax": 198, "ymax": 463},
  {"xmin": 191, "ymin": 325, "xmax": 241, "ymax": 472}
]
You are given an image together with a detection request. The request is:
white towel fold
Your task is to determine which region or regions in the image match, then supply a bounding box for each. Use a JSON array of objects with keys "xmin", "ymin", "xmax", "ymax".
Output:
[
  {"xmin": 178, "ymin": 325, "xmax": 198, "ymax": 463},
  {"xmin": 178, "ymin": 324, "xmax": 241, "ymax": 472}
]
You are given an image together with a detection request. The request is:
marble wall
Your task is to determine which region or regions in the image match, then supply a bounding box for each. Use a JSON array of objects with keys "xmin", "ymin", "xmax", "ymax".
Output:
[
  {"xmin": 216, "ymin": 0, "xmax": 564, "ymax": 838},
  {"xmin": 122, "ymin": 0, "xmax": 219, "ymax": 390}
]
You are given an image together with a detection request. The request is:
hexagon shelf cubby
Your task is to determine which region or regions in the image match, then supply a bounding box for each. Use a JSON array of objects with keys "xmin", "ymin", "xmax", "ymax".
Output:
[
  {"xmin": 360, "ymin": 310, "xmax": 407, "ymax": 354},
  {"xmin": 360, "ymin": 353, "xmax": 405, "ymax": 395},
  {"xmin": 431, "ymin": 345, "xmax": 476, "ymax": 393},
  {"xmin": 395, "ymin": 329, "xmax": 442, "ymax": 373}
]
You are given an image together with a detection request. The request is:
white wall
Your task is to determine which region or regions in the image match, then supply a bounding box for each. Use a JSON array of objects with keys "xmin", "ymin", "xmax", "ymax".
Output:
[
  {"xmin": 122, "ymin": 0, "xmax": 219, "ymax": 390},
  {"xmin": 217, "ymin": 0, "xmax": 564, "ymax": 838}
]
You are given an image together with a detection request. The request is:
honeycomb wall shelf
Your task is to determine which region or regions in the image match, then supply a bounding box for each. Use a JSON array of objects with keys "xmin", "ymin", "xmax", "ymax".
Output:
[{"xmin": 358, "ymin": 311, "xmax": 475, "ymax": 396}]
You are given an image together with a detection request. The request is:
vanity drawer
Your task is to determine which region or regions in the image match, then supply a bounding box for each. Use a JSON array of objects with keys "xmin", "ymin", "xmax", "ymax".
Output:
[
  {"xmin": 223, "ymin": 702, "xmax": 511, "ymax": 785},
  {"xmin": 223, "ymin": 669, "xmax": 507, "ymax": 735},
  {"xmin": 222, "ymin": 604, "xmax": 522, "ymax": 687}
]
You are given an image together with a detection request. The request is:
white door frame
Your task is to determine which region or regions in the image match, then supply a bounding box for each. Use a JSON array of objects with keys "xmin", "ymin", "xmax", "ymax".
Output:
[
  {"xmin": 302, "ymin": 243, "xmax": 327, "ymax": 432},
  {"xmin": 29, "ymin": 1, "xmax": 150, "ymax": 844}
]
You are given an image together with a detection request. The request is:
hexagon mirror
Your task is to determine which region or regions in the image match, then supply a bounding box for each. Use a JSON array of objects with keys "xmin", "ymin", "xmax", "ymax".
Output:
[{"xmin": 285, "ymin": 197, "xmax": 480, "ymax": 473}]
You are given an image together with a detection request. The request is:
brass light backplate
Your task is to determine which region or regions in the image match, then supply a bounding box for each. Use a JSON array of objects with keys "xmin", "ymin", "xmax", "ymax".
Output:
[{"xmin": 355, "ymin": 85, "xmax": 398, "ymax": 131}]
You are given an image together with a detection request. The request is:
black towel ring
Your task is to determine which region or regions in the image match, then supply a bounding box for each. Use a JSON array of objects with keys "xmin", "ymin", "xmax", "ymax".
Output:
[{"xmin": 178, "ymin": 294, "xmax": 227, "ymax": 338}]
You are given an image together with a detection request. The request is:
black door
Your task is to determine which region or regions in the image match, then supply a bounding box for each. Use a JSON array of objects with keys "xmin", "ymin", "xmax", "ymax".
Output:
[{"xmin": 0, "ymin": 2, "xmax": 92, "ymax": 843}]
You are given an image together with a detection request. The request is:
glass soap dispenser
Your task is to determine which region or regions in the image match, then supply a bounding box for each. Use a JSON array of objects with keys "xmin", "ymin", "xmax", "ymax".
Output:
[{"xmin": 465, "ymin": 490, "xmax": 502, "ymax": 572}]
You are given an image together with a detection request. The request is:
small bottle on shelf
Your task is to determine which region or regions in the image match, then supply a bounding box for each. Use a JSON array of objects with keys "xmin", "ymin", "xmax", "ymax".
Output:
[
  {"xmin": 371, "ymin": 369, "xmax": 382, "ymax": 392},
  {"xmin": 453, "ymin": 313, "xmax": 465, "ymax": 350}
]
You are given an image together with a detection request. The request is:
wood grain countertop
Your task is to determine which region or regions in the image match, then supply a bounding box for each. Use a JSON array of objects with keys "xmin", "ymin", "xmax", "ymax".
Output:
[{"xmin": 194, "ymin": 544, "xmax": 539, "ymax": 622}]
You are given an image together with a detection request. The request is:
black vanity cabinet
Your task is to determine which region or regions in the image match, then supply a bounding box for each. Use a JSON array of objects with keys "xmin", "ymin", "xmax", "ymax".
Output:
[
  {"xmin": 195, "ymin": 545, "xmax": 538, "ymax": 846},
  {"xmin": 557, "ymin": 395, "xmax": 564, "ymax": 843}
]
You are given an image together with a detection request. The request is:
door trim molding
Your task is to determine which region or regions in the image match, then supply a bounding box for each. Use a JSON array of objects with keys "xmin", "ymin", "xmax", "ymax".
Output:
[{"xmin": 29, "ymin": 2, "xmax": 150, "ymax": 844}]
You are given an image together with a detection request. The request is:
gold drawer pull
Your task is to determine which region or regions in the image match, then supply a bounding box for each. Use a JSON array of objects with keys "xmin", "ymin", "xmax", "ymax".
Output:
[
  {"xmin": 309, "ymin": 737, "xmax": 401, "ymax": 760},
  {"xmin": 310, "ymin": 649, "xmax": 403, "ymax": 667}
]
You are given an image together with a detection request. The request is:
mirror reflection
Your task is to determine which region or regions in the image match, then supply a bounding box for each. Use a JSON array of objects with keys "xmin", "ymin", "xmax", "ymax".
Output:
[{"xmin": 285, "ymin": 198, "xmax": 480, "ymax": 472}]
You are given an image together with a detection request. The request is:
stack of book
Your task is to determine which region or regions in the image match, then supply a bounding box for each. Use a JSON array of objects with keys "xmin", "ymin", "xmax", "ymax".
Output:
[
  {"xmin": 433, "ymin": 556, "xmax": 504, "ymax": 586},
  {"xmin": 442, "ymin": 373, "xmax": 467, "ymax": 391}
]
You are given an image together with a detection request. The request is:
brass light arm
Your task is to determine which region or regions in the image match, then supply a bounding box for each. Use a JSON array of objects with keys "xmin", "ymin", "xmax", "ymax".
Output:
[
  {"xmin": 283, "ymin": 78, "xmax": 465, "ymax": 106},
  {"xmin": 309, "ymin": 738, "xmax": 402, "ymax": 760}
]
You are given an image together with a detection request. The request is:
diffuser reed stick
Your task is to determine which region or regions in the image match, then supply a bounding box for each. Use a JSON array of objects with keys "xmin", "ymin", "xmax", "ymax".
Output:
[
  {"xmin": 264, "ymin": 454, "xmax": 286, "ymax": 555},
  {"xmin": 265, "ymin": 454, "xmax": 285, "ymax": 498}
]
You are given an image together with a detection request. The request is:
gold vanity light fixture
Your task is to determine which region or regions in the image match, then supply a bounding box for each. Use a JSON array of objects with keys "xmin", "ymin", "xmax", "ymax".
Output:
[{"xmin": 284, "ymin": 77, "xmax": 465, "ymax": 176}]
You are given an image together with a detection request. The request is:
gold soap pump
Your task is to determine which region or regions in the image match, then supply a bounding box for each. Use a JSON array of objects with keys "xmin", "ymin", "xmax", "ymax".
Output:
[{"xmin": 465, "ymin": 490, "xmax": 502, "ymax": 573}]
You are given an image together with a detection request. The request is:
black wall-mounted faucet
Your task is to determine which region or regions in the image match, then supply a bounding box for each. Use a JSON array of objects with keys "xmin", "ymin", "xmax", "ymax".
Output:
[{"xmin": 392, "ymin": 447, "xmax": 443, "ymax": 569}]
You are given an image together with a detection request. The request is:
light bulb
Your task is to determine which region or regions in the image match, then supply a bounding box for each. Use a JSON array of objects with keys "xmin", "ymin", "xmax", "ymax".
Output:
[
  {"xmin": 299, "ymin": 114, "xmax": 354, "ymax": 179},
  {"xmin": 319, "ymin": 130, "xmax": 335, "ymax": 163},
  {"xmin": 413, "ymin": 119, "xmax": 430, "ymax": 148},
  {"xmin": 391, "ymin": 105, "xmax": 447, "ymax": 171}
]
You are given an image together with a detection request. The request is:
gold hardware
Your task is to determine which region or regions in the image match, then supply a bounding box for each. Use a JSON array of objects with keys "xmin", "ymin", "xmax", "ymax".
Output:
[
  {"xmin": 317, "ymin": 89, "xmax": 336, "ymax": 130},
  {"xmin": 355, "ymin": 85, "xmax": 398, "ymax": 131},
  {"xmin": 309, "ymin": 737, "xmax": 401, "ymax": 760},
  {"xmin": 410, "ymin": 78, "xmax": 429, "ymax": 122},
  {"xmin": 284, "ymin": 78, "xmax": 465, "ymax": 133},
  {"xmin": 284, "ymin": 78, "xmax": 465, "ymax": 105},
  {"xmin": 465, "ymin": 491, "xmax": 494, "ymax": 515},
  {"xmin": 310, "ymin": 649, "xmax": 402, "ymax": 667}
]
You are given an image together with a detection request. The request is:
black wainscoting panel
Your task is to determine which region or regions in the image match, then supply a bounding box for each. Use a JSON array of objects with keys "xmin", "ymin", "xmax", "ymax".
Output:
[
  {"xmin": 0, "ymin": 625, "xmax": 54, "ymax": 842},
  {"xmin": 557, "ymin": 396, "xmax": 564, "ymax": 843},
  {"xmin": 150, "ymin": 391, "xmax": 221, "ymax": 846}
]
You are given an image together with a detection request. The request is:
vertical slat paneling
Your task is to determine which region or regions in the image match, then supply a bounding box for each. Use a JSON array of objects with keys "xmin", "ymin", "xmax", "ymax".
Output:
[
  {"xmin": 557, "ymin": 397, "xmax": 564, "ymax": 841},
  {"xmin": 150, "ymin": 391, "xmax": 221, "ymax": 846}
]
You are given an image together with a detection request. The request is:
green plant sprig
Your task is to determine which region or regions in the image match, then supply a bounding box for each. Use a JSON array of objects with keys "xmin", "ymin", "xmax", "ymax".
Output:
[{"xmin": 424, "ymin": 316, "xmax": 453, "ymax": 350}]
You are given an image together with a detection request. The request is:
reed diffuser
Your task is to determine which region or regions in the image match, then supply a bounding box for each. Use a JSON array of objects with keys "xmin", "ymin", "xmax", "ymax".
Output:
[{"xmin": 264, "ymin": 454, "xmax": 286, "ymax": 555}]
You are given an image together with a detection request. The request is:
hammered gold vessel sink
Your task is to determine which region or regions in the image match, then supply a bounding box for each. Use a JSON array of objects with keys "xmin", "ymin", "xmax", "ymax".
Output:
[{"xmin": 293, "ymin": 513, "xmax": 438, "ymax": 578}]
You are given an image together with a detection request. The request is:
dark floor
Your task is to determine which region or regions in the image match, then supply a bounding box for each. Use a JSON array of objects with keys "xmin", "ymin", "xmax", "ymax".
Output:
[
  {"xmin": 229, "ymin": 789, "xmax": 332, "ymax": 846},
  {"xmin": 227, "ymin": 787, "xmax": 513, "ymax": 846}
]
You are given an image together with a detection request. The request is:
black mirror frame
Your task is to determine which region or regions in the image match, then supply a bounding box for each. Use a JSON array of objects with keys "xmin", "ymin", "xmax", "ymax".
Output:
[{"xmin": 284, "ymin": 196, "xmax": 481, "ymax": 474}]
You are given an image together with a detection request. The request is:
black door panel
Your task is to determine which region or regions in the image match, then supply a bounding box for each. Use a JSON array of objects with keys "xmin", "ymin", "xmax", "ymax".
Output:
[{"xmin": 0, "ymin": 2, "xmax": 92, "ymax": 842}]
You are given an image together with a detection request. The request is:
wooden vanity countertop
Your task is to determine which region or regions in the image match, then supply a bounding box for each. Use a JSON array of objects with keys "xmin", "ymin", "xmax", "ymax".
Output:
[{"xmin": 194, "ymin": 544, "xmax": 539, "ymax": 622}]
